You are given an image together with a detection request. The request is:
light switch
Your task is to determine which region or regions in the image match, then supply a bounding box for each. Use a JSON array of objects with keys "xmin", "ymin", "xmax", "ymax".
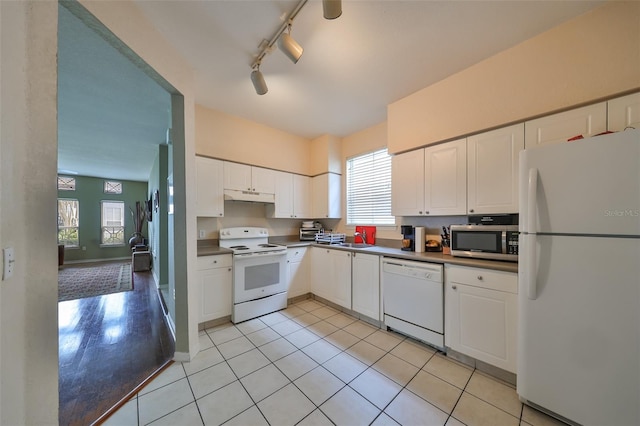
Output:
[{"xmin": 3, "ymin": 247, "xmax": 15, "ymax": 280}]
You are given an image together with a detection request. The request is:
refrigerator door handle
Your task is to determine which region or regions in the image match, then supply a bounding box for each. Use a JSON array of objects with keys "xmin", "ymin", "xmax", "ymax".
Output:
[
  {"xmin": 527, "ymin": 168, "xmax": 538, "ymax": 235},
  {"xmin": 526, "ymin": 168, "xmax": 538, "ymax": 300}
]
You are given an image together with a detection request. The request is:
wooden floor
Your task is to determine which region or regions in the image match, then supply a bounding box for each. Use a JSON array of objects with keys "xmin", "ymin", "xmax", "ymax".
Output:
[{"xmin": 58, "ymin": 266, "xmax": 175, "ymax": 426}]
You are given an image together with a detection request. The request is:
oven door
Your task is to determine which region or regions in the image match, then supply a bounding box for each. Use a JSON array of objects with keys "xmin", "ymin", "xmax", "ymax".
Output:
[{"xmin": 233, "ymin": 251, "xmax": 287, "ymax": 303}]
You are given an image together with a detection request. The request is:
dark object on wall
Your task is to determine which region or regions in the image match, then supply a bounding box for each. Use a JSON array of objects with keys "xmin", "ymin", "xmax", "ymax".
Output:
[
  {"xmin": 146, "ymin": 198, "xmax": 153, "ymax": 222},
  {"xmin": 58, "ymin": 244, "xmax": 65, "ymax": 267}
]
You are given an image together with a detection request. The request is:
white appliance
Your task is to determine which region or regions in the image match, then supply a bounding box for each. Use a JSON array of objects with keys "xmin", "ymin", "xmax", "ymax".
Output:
[
  {"xmin": 382, "ymin": 258, "xmax": 444, "ymax": 349},
  {"xmin": 518, "ymin": 129, "xmax": 640, "ymax": 426},
  {"xmin": 219, "ymin": 227, "xmax": 288, "ymax": 323}
]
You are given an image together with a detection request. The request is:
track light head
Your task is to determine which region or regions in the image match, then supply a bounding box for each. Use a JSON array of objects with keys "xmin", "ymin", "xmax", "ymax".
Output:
[
  {"xmin": 278, "ymin": 32, "xmax": 303, "ymax": 64},
  {"xmin": 322, "ymin": 0, "xmax": 342, "ymax": 20},
  {"xmin": 251, "ymin": 68, "xmax": 268, "ymax": 95}
]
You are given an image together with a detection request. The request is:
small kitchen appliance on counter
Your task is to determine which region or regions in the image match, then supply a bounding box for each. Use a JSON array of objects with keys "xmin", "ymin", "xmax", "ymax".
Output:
[
  {"xmin": 300, "ymin": 221, "xmax": 323, "ymax": 241},
  {"xmin": 400, "ymin": 225, "xmax": 415, "ymax": 251},
  {"xmin": 450, "ymin": 214, "xmax": 519, "ymax": 262}
]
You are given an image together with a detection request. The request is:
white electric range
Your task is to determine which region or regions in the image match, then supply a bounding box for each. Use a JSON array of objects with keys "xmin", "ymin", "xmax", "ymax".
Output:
[{"xmin": 219, "ymin": 227, "xmax": 288, "ymax": 323}]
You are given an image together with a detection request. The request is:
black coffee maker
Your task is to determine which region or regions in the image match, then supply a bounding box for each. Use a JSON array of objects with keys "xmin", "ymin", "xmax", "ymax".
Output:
[{"xmin": 400, "ymin": 225, "xmax": 415, "ymax": 251}]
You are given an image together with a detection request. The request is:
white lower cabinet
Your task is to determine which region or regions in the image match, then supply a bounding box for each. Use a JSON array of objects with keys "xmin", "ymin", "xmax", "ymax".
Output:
[
  {"xmin": 445, "ymin": 265, "xmax": 518, "ymax": 373},
  {"xmin": 310, "ymin": 247, "xmax": 351, "ymax": 310},
  {"xmin": 351, "ymin": 252, "xmax": 380, "ymax": 321},
  {"xmin": 287, "ymin": 247, "xmax": 309, "ymax": 299},
  {"xmin": 197, "ymin": 254, "xmax": 232, "ymax": 323}
]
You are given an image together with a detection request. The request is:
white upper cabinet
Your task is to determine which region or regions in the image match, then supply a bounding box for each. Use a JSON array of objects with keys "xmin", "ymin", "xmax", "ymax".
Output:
[
  {"xmin": 195, "ymin": 156, "xmax": 224, "ymax": 217},
  {"xmin": 608, "ymin": 92, "xmax": 640, "ymax": 131},
  {"xmin": 424, "ymin": 138, "xmax": 467, "ymax": 216},
  {"xmin": 293, "ymin": 174, "xmax": 311, "ymax": 219},
  {"xmin": 223, "ymin": 162, "xmax": 275, "ymax": 193},
  {"xmin": 268, "ymin": 171, "xmax": 310, "ymax": 219},
  {"xmin": 312, "ymin": 173, "xmax": 341, "ymax": 219},
  {"xmin": 392, "ymin": 139, "xmax": 466, "ymax": 216},
  {"xmin": 524, "ymin": 102, "xmax": 607, "ymax": 148},
  {"xmin": 391, "ymin": 149, "xmax": 425, "ymax": 216},
  {"xmin": 467, "ymin": 124, "xmax": 524, "ymax": 215}
]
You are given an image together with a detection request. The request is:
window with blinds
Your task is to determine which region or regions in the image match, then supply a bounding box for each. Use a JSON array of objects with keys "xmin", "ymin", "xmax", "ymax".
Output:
[{"xmin": 346, "ymin": 148, "xmax": 395, "ymax": 226}]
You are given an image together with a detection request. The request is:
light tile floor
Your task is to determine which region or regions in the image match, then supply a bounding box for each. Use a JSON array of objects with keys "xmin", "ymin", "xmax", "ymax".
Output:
[{"xmin": 104, "ymin": 299, "xmax": 567, "ymax": 426}]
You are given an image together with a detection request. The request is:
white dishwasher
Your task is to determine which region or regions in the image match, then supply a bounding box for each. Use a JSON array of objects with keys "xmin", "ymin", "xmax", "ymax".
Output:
[{"xmin": 382, "ymin": 258, "xmax": 444, "ymax": 350}]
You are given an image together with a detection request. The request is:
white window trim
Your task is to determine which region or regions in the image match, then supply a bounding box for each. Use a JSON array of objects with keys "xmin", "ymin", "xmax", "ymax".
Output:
[{"xmin": 346, "ymin": 147, "xmax": 396, "ymax": 226}]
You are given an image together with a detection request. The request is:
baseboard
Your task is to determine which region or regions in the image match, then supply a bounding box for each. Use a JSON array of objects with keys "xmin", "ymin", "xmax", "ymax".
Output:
[
  {"xmin": 173, "ymin": 351, "xmax": 191, "ymax": 362},
  {"xmin": 64, "ymin": 256, "xmax": 130, "ymax": 265}
]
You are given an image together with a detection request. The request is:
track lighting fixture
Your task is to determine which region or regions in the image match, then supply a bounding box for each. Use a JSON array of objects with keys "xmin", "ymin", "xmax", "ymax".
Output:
[
  {"xmin": 322, "ymin": 0, "xmax": 342, "ymax": 20},
  {"xmin": 249, "ymin": 0, "xmax": 342, "ymax": 95},
  {"xmin": 277, "ymin": 24, "xmax": 303, "ymax": 64},
  {"xmin": 251, "ymin": 65, "xmax": 268, "ymax": 95}
]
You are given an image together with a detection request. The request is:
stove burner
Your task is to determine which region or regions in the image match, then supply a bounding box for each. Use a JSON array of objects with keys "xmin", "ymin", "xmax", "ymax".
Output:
[
  {"xmin": 258, "ymin": 244, "xmax": 278, "ymax": 248},
  {"xmin": 230, "ymin": 245, "xmax": 249, "ymax": 250}
]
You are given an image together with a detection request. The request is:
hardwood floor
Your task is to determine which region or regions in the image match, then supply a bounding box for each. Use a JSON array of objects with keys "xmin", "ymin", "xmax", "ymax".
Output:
[{"xmin": 59, "ymin": 266, "xmax": 175, "ymax": 426}]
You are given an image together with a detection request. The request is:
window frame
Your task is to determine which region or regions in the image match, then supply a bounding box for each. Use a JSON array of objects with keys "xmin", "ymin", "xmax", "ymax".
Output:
[
  {"xmin": 57, "ymin": 176, "xmax": 76, "ymax": 191},
  {"xmin": 100, "ymin": 200, "xmax": 126, "ymax": 246},
  {"xmin": 103, "ymin": 180, "xmax": 123, "ymax": 194},
  {"xmin": 57, "ymin": 198, "xmax": 80, "ymax": 248},
  {"xmin": 345, "ymin": 147, "xmax": 396, "ymax": 227}
]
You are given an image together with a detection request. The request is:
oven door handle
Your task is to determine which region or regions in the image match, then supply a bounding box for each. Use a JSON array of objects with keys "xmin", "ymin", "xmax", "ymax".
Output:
[{"xmin": 234, "ymin": 251, "xmax": 287, "ymax": 260}]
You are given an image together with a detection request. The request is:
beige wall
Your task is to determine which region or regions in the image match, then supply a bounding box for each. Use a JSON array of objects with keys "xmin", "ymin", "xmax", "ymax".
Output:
[
  {"xmin": 388, "ymin": 1, "xmax": 640, "ymax": 153},
  {"xmin": 0, "ymin": 2, "xmax": 59, "ymax": 423},
  {"xmin": 196, "ymin": 105, "xmax": 311, "ymax": 176},
  {"xmin": 310, "ymin": 134, "xmax": 341, "ymax": 175}
]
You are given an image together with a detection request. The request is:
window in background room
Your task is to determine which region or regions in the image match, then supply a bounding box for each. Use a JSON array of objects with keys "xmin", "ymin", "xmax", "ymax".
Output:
[
  {"xmin": 57, "ymin": 176, "xmax": 76, "ymax": 191},
  {"xmin": 58, "ymin": 199, "xmax": 80, "ymax": 247},
  {"xmin": 103, "ymin": 180, "xmax": 123, "ymax": 194},
  {"xmin": 101, "ymin": 200, "xmax": 125, "ymax": 246},
  {"xmin": 346, "ymin": 148, "xmax": 395, "ymax": 226}
]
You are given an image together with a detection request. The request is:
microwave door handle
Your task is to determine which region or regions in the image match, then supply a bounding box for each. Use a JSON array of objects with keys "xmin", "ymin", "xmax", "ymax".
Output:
[{"xmin": 501, "ymin": 231, "xmax": 507, "ymax": 254}]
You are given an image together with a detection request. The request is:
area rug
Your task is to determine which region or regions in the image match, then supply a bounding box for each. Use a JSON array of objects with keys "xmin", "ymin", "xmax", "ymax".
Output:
[{"xmin": 58, "ymin": 261, "xmax": 132, "ymax": 302}]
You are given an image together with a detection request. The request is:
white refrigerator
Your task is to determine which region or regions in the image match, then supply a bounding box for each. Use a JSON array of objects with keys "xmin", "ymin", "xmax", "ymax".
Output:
[{"xmin": 518, "ymin": 129, "xmax": 640, "ymax": 426}]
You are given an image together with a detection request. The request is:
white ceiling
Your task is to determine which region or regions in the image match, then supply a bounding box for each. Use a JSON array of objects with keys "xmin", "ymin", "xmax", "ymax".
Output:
[{"xmin": 57, "ymin": 0, "xmax": 604, "ymax": 182}]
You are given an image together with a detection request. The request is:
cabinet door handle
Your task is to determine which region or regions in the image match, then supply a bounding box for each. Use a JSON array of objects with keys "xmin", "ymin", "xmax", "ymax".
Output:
[
  {"xmin": 419, "ymin": 211, "xmax": 423, "ymax": 214},
  {"xmin": 477, "ymin": 275, "xmax": 483, "ymax": 281},
  {"xmin": 469, "ymin": 209, "xmax": 474, "ymax": 213},
  {"xmin": 452, "ymin": 285, "xmax": 457, "ymax": 290},
  {"xmin": 425, "ymin": 211, "xmax": 429, "ymax": 215}
]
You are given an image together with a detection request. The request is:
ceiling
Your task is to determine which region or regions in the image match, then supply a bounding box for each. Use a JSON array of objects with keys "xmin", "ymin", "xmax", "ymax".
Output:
[{"xmin": 57, "ymin": 0, "xmax": 604, "ymax": 182}]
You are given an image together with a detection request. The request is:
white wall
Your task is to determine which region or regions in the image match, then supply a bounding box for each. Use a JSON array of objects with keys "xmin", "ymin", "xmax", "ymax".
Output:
[{"xmin": 0, "ymin": 2, "xmax": 59, "ymax": 423}]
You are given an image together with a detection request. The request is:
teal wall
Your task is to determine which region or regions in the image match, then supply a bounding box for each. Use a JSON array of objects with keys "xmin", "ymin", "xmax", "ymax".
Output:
[
  {"xmin": 58, "ymin": 175, "xmax": 148, "ymax": 262},
  {"xmin": 148, "ymin": 145, "xmax": 169, "ymax": 287}
]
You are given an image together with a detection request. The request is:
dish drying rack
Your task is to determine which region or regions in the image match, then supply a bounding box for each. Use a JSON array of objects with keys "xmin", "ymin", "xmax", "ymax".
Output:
[{"xmin": 314, "ymin": 232, "xmax": 346, "ymax": 245}]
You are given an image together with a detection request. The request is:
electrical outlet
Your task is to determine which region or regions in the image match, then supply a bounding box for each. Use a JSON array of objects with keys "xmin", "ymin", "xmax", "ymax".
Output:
[
  {"xmin": 3, "ymin": 247, "xmax": 15, "ymax": 280},
  {"xmin": 199, "ymin": 230, "xmax": 205, "ymax": 239}
]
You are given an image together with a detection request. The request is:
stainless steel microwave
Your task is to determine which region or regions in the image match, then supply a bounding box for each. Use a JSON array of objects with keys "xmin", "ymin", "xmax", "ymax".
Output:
[{"xmin": 450, "ymin": 225, "xmax": 519, "ymax": 262}]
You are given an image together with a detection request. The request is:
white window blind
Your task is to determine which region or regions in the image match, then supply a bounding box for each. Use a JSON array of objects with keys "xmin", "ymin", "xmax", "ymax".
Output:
[{"xmin": 346, "ymin": 148, "xmax": 395, "ymax": 226}]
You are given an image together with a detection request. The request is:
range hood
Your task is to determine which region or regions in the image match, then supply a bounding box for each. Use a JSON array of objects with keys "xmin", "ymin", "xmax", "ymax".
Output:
[{"xmin": 223, "ymin": 189, "xmax": 275, "ymax": 203}]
